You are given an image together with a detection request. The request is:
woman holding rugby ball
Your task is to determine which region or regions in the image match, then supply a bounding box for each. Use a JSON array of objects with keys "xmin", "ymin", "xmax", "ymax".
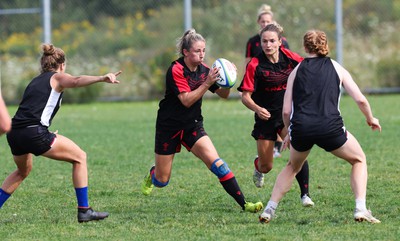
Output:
[
  {"xmin": 238, "ymin": 23, "xmax": 314, "ymax": 207},
  {"xmin": 141, "ymin": 29, "xmax": 263, "ymax": 213}
]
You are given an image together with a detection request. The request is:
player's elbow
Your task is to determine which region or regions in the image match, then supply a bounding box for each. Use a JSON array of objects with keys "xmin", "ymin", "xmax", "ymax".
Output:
[
  {"xmin": 282, "ymin": 109, "xmax": 291, "ymax": 120},
  {"xmin": 180, "ymin": 99, "xmax": 193, "ymax": 108},
  {"xmin": 217, "ymin": 89, "xmax": 230, "ymax": 99},
  {"xmin": 355, "ymin": 95, "xmax": 368, "ymax": 108}
]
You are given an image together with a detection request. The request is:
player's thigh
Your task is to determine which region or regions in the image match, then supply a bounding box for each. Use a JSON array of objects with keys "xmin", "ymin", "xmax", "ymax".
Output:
[
  {"xmin": 42, "ymin": 134, "xmax": 86, "ymax": 163},
  {"xmin": 330, "ymin": 131, "xmax": 366, "ymax": 165},
  {"xmin": 289, "ymin": 146, "xmax": 311, "ymax": 173},
  {"xmin": 257, "ymin": 139, "xmax": 274, "ymax": 163},
  {"xmin": 13, "ymin": 154, "xmax": 33, "ymax": 175},
  {"xmin": 191, "ymin": 135, "xmax": 219, "ymax": 168}
]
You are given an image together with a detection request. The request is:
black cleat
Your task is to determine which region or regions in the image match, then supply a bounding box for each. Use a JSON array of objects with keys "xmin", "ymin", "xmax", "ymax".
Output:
[{"xmin": 78, "ymin": 207, "xmax": 109, "ymax": 223}]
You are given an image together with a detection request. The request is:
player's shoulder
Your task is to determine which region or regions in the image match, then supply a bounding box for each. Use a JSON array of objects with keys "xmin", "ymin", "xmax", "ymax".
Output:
[
  {"xmin": 281, "ymin": 47, "xmax": 303, "ymax": 62},
  {"xmin": 247, "ymin": 55, "xmax": 261, "ymax": 68}
]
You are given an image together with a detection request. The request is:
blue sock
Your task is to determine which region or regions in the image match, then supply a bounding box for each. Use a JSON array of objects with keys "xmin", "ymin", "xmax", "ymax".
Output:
[
  {"xmin": 0, "ymin": 188, "xmax": 11, "ymax": 208},
  {"xmin": 75, "ymin": 187, "xmax": 89, "ymax": 208}
]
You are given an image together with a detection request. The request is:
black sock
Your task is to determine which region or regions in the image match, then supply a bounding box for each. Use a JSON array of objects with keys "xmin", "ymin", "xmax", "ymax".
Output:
[
  {"xmin": 295, "ymin": 160, "xmax": 310, "ymax": 197},
  {"xmin": 274, "ymin": 141, "xmax": 282, "ymax": 152},
  {"xmin": 220, "ymin": 177, "xmax": 246, "ymax": 209}
]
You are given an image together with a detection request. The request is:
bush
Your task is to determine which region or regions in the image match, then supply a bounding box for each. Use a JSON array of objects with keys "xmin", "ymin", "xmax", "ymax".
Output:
[
  {"xmin": 376, "ymin": 57, "xmax": 400, "ymax": 87},
  {"xmin": 62, "ymin": 84, "xmax": 103, "ymax": 103}
]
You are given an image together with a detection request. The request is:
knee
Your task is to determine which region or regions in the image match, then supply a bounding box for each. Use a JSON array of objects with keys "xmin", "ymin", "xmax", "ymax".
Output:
[
  {"xmin": 291, "ymin": 163, "xmax": 302, "ymax": 174},
  {"xmin": 210, "ymin": 158, "xmax": 232, "ymax": 179},
  {"xmin": 18, "ymin": 165, "xmax": 32, "ymax": 179},
  {"xmin": 347, "ymin": 151, "xmax": 366, "ymax": 165},
  {"xmin": 75, "ymin": 150, "xmax": 87, "ymax": 165}
]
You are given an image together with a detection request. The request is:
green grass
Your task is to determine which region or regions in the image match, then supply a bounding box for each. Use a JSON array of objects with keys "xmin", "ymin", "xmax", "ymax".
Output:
[{"xmin": 0, "ymin": 95, "xmax": 399, "ymax": 240}]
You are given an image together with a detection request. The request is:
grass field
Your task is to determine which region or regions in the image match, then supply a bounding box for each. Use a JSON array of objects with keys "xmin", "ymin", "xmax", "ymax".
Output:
[{"xmin": 0, "ymin": 95, "xmax": 399, "ymax": 240}]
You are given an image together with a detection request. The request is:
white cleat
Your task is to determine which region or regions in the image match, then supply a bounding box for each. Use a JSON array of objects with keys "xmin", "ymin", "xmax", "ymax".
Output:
[
  {"xmin": 253, "ymin": 169, "xmax": 265, "ymax": 188},
  {"xmin": 259, "ymin": 208, "xmax": 275, "ymax": 223},
  {"xmin": 354, "ymin": 208, "xmax": 381, "ymax": 224},
  {"xmin": 301, "ymin": 194, "xmax": 315, "ymax": 207}
]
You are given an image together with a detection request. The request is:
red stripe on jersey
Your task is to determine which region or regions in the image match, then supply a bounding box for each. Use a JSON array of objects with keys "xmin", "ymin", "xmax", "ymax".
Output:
[
  {"xmin": 246, "ymin": 42, "xmax": 252, "ymax": 58},
  {"xmin": 281, "ymin": 47, "xmax": 304, "ymax": 63},
  {"xmin": 241, "ymin": 57, "xmax": 259, "ymax": 92},
  {"xmin": 172, "ymin": 61, "xmax": 191, "ymax": 93}
]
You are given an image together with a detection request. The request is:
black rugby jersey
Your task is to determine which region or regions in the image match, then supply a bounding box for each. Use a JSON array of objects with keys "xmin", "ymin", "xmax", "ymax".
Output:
[
  {"xmin": 156, "ymin": 57, "xmax": 219, "ymax": 130},
  {"xmin": 245, "ymin": 34, "xmax": 290, "ymax": 58},
  {"xmin": 289, "ymin": 57, "xmax": 344, "ymax": 138},
  {"xmin": 12, "ymin": 72, "xmax": 63, "ymax": 128},
  {"xmin": 238, "ymin": 47, "xmax": 303, "ymax": 121}
]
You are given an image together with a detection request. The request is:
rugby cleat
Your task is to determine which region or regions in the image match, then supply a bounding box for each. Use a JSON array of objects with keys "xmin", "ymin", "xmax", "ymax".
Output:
[
  {"xmin": 259, "ymin": 207, "xmax": 275, "ymax": 223},
  {"xmin": 244, "ymin": 201, "xmax": 263, "ymax": 213},
  {"xmin": 141, "ymin": 166, "xmax": 155, "ymax": 195},
  {"xmin": 78, "ymin": 207, "xmax": 109, "ymax": 223},
  {"xmin": 354, "ymin": 208, "xmax": 381, "ymax": 223}
]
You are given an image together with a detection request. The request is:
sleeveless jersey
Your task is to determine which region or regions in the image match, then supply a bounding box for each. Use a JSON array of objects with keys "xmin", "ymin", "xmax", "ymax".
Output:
[
  {"xmin": 238, "ymin": 47, "xmax": 303, "ymax": 121},
  {"xmin": 245, "ymin": 34, "xmax": 290, "ymax": 58},
  {"xmin": 289, "ymin": 57, "xmax": 344, "ymax": 138},
  {"xmin": 12, "ymin": 72, "xmax": 63, "ymax": 128},
  {"xmin": 156, "ymin": 57, "xmax": 219, "ymax": 130}
]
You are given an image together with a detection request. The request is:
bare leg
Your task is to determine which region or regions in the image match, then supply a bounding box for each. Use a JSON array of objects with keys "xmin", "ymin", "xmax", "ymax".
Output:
[
  {"xmin": 1, "ymin": 154, "xmax": 33, "ymax": 194},
  {"xmin": 42, "ymin": 134, "xmax": 88, "ymax": 188},
  {"xmin": 191, "ymin": 136, "xmax": 257, "ymax": 211},
  {"xmin": 270, "ymin": 147, "xmax": 310, "ymax": 203},
  {"xmin": 154, "ymin": 154, "xmax": 174, "ymax": 183},
  {"xmin": 191, "ymin": 136, "xmax": 219, "ymax": 167},
  {"xmin": 330, "ymin": 132, "xmax": 379, "ymax": 223},
  {"xmin": 331, "ymin": 132, "xmax": 367, "ymax": 200},
  {"xmin": 256, "ymin": 139, "xmax": 274, "ymax": 173}
]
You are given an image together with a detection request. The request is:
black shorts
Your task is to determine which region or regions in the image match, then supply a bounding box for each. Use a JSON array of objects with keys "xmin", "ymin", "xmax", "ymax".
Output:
[
  {"xmin": 7, "ymin": 125, "xmax": 56, "ymax": 156},
  {"xmin": 251, "ymin": 118, "xmax": 283, "ymax": 141},
  {"xmin": 290, "ymin": 130, "xmax": 348, "ymax": 152},
  {"xmin": 155, "ymin": 121, "xmax": 207, "ymax": 155}
]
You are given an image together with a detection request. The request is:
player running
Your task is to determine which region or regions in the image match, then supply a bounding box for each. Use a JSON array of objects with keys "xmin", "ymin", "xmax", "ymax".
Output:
[
  {"xmin": 239, "ymin": 23, "xmax": 314, "ymax": 207},
  {"xmin": 141, "ymin": 29, "xmax": 263, "ymax": 213}
]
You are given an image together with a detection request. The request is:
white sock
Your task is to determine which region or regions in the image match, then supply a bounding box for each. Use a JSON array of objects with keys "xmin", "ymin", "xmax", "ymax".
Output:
[
  {"xmin": 355, "ymin": 199, "xmax": 366, "ymax": 210},
  {"xmin": 266, "ymin": 200, "xmax": 278, "ymax": 211}
]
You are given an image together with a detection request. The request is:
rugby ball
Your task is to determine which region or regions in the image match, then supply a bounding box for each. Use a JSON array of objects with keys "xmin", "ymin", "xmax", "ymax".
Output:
[{"xmin": 212, "ymin": 58, "xmax": 237, "ymax": 88}]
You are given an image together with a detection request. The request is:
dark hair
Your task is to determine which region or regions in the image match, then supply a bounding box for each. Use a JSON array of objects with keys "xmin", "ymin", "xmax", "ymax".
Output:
[
  {"xmin": 303, "ymin": 30, "xmax": 329, "ymax": 57},
  {"xmin": 40, "ymin": 44, "xmax": 65, "ymax": 73},
  {"xmin": 260, "ymin": 22, "xmax": 283, "ymax": 40},
  {"xmin": 176, "ymin": 29, "xmax": 205, "ymax": 56}
]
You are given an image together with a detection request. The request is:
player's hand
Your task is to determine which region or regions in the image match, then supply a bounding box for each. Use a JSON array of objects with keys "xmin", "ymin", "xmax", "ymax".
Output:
[
  {"xmin": 103, "ymin": 70, "xmax": 122, "ymax": 84},
  {"xmin": 282, "ymin": 135, "xmax": 290, "ymax": 151},
  {"xmin": 256, "ymin": 107, "xmax": 271, "ymax": 120},
  {"xmin": 367, "ymin": 117, "xmax": 381, "ymax": 132},
  {"xmin": 205, "ymin": 67, "xmax": 220, "ymax": 87}
]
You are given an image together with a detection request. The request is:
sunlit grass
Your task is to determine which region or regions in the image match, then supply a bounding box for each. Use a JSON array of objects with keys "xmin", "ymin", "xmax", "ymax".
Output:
[{"xmin": 0, "ymin": 95, "xmax": 399, "ymax": 240}]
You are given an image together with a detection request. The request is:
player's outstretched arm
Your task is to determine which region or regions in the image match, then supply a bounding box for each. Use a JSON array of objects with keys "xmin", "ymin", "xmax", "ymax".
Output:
[
  {"xmin": 332, "ymin": 60, "xmax": 381, "ymax": 132},
  {"xmin": 52, "ymin": 70, "xmax": 121, "ymax": 92}
]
